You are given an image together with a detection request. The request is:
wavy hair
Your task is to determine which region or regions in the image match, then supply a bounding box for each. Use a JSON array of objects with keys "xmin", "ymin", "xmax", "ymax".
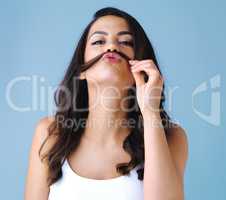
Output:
[{"xmin": 39, "ymin": 7, "xmax": 172, "ymax": 186}]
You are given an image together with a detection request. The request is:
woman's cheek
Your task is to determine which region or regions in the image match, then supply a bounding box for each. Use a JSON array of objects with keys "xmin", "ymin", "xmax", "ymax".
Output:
[{"xmin": 84, "ymin": 48, "xmax": 103, "ymax": 62}]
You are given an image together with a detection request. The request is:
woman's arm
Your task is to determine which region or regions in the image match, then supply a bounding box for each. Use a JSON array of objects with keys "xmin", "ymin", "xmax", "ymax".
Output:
[
  {"xmin": 143, "ymin": 112, "xmax": 188, "ymax": 200},
  {"xmin": 24, "ymin": 117, "xmax": 55, "ymax": 200},
  {"xmin": 130, "ymin": 59, "xmax": 188, "ymax": 200}
]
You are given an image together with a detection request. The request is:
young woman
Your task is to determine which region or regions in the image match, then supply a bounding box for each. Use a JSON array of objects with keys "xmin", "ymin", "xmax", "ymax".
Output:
[{"xmin": 25, "ymin": 7, "xmax": 188, "ymax": 200}]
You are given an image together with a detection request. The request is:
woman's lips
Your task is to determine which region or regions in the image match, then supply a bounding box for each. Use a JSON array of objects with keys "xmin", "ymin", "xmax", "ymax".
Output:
[{"xmin": 103, "ymin": 52, "xmax": 121, "ymax": 63}]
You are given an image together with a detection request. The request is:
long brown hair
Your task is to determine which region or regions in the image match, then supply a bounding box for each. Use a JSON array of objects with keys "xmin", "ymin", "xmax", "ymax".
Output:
[{"xmin": 39, "ymin": 7, "xmax": 172, "ymax": 186}]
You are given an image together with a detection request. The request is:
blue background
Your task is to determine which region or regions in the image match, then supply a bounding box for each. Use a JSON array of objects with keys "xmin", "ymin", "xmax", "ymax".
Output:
[{"xmin": 1, "ymin": 0, "xmax": 225, "ymax": 199}]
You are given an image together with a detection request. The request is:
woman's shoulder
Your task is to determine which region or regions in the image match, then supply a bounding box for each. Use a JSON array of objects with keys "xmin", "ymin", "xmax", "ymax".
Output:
[
  {"xmin": 34, "ymin": 116, "xmax": 55, "ymax": 140},
  {"xmin": 165, "ymin": 122, "xmax": 189, "ymax": 177},
  {"xmin": 165, "ymin": 121, "xmax": 188, "ymax": 150},
  {"xmin": 33, "ymin": 116, "xmax": 57, "ymax": 156},
  {"xmin": 37, "ymin": 116, "xmax": 55, "ymax": 129},
  {"xmin": 25, "ymin": 116, "xmax": 56, "ymax": 199},
  {"xmin": 166, "ymin": 122, "xmax": 188, "ymax": 140}
]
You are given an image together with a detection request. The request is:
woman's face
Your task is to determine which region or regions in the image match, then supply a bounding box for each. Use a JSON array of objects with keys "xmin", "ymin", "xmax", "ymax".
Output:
[{"xmin": 83, "ymin": 15, "xmax": 135, "ymax": 87}]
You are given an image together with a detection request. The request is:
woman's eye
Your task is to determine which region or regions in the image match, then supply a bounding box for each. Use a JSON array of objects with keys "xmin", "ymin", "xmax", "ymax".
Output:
[
  {"xmin": 119, "ymin": 41, "xmax": 134, "ymax": 47},
  {"xmin": 91, "ymin": 40, "xmax": 105, "ymax": 45}
]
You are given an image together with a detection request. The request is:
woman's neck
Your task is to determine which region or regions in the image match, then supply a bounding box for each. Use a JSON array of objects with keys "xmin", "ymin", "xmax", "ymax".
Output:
[{"xmin": 83, "ymin": 85, "xmax": 132, "ymax": 147}]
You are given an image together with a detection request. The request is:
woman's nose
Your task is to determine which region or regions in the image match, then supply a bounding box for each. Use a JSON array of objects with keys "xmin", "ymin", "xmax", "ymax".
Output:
[{"xmin": 104, "ymin": 41, "xmax": 120, "ymax": 52}]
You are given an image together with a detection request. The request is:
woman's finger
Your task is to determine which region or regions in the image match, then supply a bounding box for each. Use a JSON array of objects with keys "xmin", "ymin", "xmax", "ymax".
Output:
[
  {"xmin": 129, "ymin": 59, "xmax": 153, "ymax": 65},
  {"xmin": 131, "ymin": 63, "xmax": 163, "ymax": 83},
  {"xmin": 131, "ymin": 60, "xmax": 157, "ymax": 71},
  {"xmin": 129, "ymin": 60, "xmax": 139, "ymax": 66},
  {"xmin": 131, "ymin": 63, "xmax": 157, "ymax": 76},
  {"xmin": 131, "ymin": 70, "xmax": 145, "ymax": 86},
  {"xmin": 129, "ymin": 59, "xmax": 154, "ymax": 67}
]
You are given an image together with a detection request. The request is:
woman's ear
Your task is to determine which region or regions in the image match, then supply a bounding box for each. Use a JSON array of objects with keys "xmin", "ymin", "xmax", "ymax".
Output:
[{"xmin": 79, "ymin": 72, "xmax": 86, "ymax": 80}]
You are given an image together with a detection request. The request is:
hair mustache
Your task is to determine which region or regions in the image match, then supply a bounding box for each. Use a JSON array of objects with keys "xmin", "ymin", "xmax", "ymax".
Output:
[{"xmin": 80, "ymin": 49, "xmax": 131, "ymax": 72}]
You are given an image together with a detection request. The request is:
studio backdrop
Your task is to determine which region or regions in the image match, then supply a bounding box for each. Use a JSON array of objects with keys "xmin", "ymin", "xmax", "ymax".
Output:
[{"xmin": 1, "ymin": 0, "xmax": 225, "ymax": 200}]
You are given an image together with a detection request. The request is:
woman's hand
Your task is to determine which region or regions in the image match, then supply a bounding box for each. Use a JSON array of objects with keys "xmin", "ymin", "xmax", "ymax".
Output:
[{"xmin": 129, "ymin": 59, "xmax": 164, "ymax": 116}]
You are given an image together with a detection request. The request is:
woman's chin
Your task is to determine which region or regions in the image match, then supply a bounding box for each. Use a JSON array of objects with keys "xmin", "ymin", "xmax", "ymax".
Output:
[
  {"xmin": 89, "ymin": 74, "xmax": 126, "ymax": 86},
  {"xmin": 87, "ymin": 63, "xmax": 132, "ymax": 87}
]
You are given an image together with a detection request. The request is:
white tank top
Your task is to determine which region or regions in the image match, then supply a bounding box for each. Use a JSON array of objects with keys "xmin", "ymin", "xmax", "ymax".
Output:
[{"xmin": 48, "ymin": 159, "xmax": 144, "ymax": 200}]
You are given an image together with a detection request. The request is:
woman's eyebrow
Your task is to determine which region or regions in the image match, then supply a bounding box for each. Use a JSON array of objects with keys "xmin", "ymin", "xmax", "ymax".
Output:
[
  {"xmin": 88, "ymin": 31, "xmax": 107, "ymax": 39},
  {"xmin": 117, "ymin": 31, "xmax": 132, "ymax": 36},
  {"xmin": 88, "ymin": 31, "xmax": 132, "ymax": 40}
]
